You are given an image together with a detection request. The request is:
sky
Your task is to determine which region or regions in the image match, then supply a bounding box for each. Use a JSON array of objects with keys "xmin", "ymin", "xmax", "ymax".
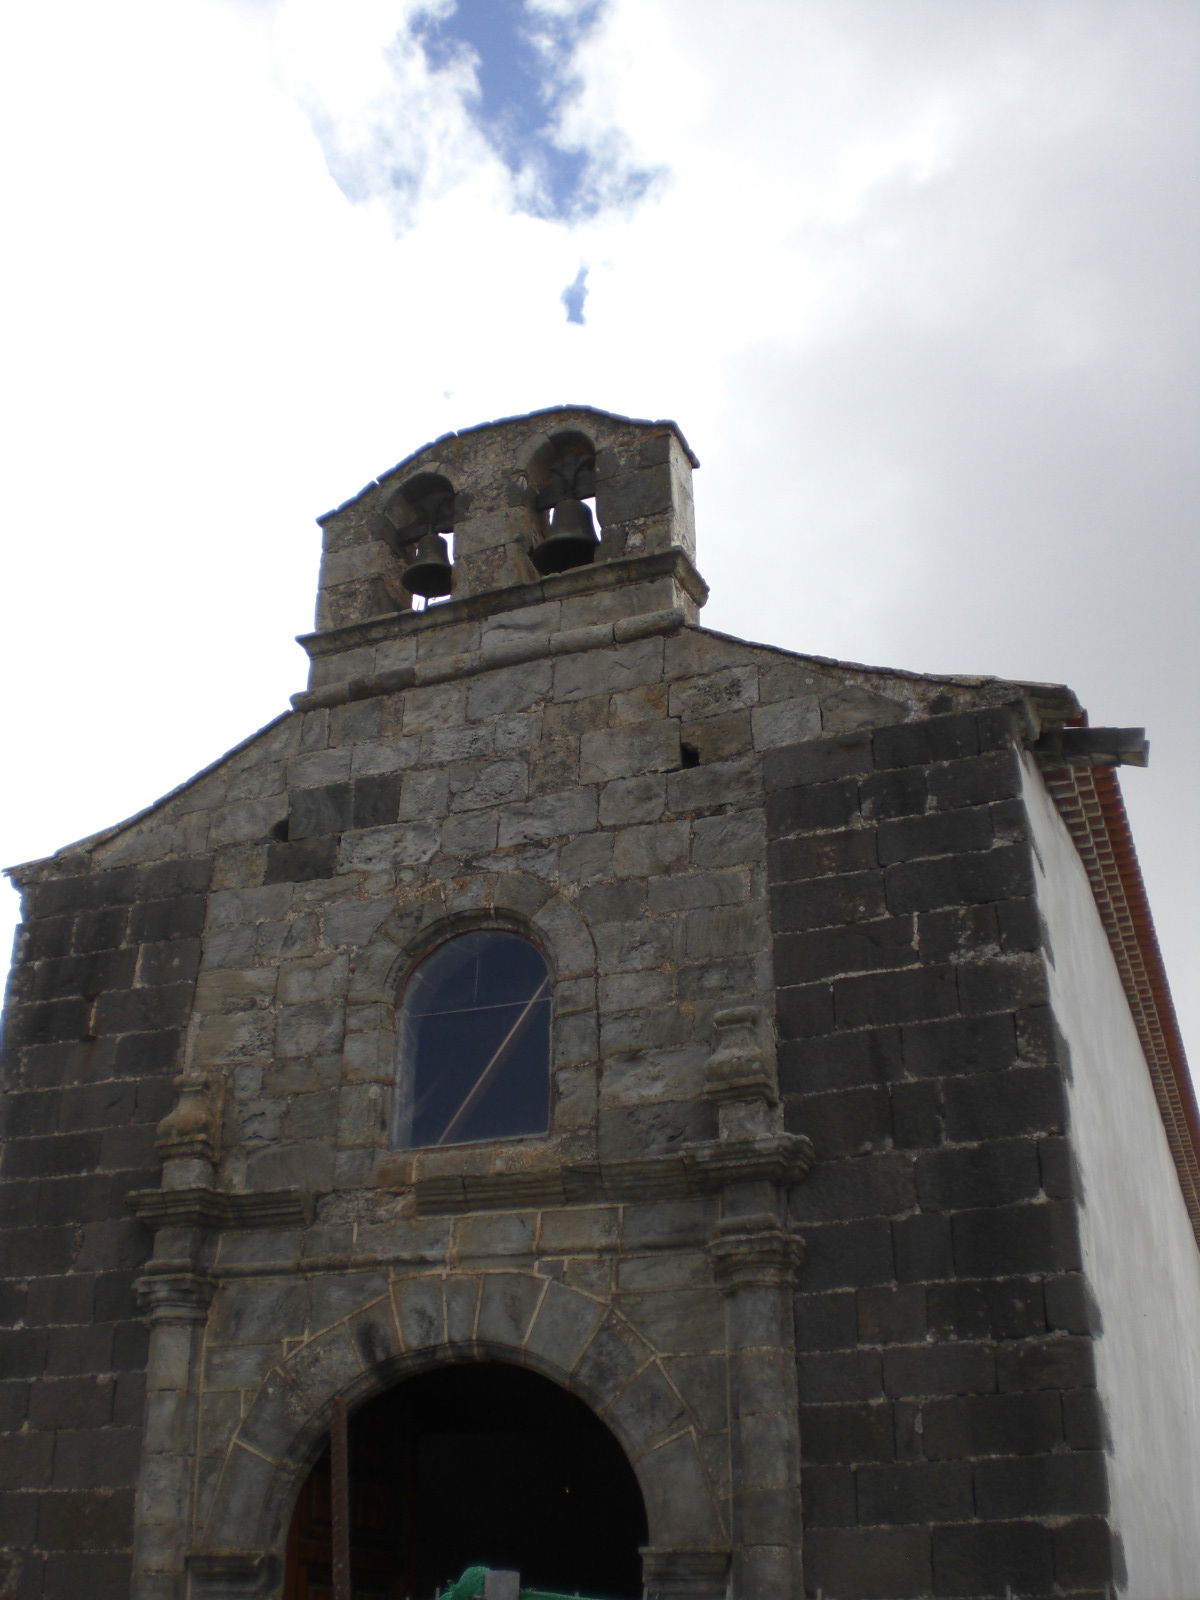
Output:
[{"xmin": 1, "ymin": 0, "xmax": 1197, "ymax": 1069}]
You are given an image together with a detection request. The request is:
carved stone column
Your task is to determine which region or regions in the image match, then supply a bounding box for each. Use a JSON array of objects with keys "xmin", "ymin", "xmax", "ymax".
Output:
[
  {"xmin": 131, "ymin": 1242, "xmax": 215, "ymax": 1600},
  {"xmin": 710, "ymin": 1215, "xmax": 805, "ymax": 1599},
  {"xmin": 127, "ymin": 1068, "xmax": 312, "ymax": 1600},
  {"xmin": 128, "ymin": 1076, "xmax": 220, "ymax": 1600},
  {"xmin": 703, "ymin": 1007, "xmax": 810, "ymax": 1600}
]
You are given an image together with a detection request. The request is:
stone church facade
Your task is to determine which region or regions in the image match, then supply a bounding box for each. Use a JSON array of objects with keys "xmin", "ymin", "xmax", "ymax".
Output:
[{"xmin": 3, "ymin": 407, "xmax": 1199, "ymax": 1600}]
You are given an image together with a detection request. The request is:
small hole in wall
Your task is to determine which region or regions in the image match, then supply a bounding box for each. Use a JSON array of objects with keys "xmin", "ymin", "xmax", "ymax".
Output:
[
  {"xmin": 271, "ymin": 818, "xmax": 290, "ymax": 842},
  {"xmin": 680, "ymin": 742, "xmax": 701, "ymax": 768}
]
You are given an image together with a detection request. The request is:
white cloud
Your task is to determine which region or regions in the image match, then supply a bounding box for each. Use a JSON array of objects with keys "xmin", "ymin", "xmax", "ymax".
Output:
[{"xmin": 2, "ymin": 0, "xmax": 1197, "ymax": 1063}]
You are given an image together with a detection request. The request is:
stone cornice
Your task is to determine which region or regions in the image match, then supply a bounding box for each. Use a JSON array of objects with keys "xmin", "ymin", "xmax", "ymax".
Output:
[
  {"xmin": 292, "ymin": 598, "xmax": 697, "ymax": 714},
  {"xmin": 412, "ymin": 1135, "xmax": 815, "ymax": 1216},
  {"xmin": 126, "ymin": 1186, "xmax": 313, "ymax": 1231},
  {"xmin": 298, "ymin": 547, "xmax": 706, "ymax": 662}
]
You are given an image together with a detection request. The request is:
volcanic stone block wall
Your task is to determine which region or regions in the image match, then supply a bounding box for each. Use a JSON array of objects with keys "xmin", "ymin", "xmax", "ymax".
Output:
[
  {"xmin": 0, "ymin": 857, "xmax": 210, "ymax": 1600},
  {"xmin": 767, "ymin": 710, "xmax": 1116, "ymax": 1599}
]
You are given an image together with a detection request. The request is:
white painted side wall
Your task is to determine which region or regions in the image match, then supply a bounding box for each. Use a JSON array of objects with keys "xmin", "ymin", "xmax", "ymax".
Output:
[{"xmin": 1022, "ymin": 755, "xmax": 1200, "ymax": 1597}]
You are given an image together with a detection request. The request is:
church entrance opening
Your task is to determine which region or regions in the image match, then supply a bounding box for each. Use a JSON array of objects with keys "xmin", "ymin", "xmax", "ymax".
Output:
[{"xmin": 283, "ymin": 1361, "xmax": 648, "ymax": 1599}]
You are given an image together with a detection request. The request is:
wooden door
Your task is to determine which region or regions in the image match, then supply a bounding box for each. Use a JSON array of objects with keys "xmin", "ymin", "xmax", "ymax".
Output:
[{"xmin": 284, "ymin": 1454, "xmax": 413, "ymax": 1600}]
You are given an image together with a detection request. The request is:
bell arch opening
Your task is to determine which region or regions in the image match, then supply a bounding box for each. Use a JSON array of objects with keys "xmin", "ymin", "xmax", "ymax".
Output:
[{"xmin": 283, "ymin": 1361, "xmax": 648, "ymax": 1600}]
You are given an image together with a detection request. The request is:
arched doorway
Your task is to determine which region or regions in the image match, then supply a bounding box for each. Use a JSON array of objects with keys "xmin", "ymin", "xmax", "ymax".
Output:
[{"xmin": 284, "ymin": 1362, "xmax": 648, "ymax": 1599}]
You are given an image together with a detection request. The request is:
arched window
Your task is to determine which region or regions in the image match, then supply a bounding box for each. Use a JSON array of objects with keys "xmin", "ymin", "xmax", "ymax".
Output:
[{"xmin": 394, "ymin": 931, "xmax": 552, "ymax": 1149}]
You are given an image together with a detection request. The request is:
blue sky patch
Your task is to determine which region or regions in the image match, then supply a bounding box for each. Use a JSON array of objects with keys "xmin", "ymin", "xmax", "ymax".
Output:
[
  {"xmin": 413, "ymin": 0, "xmax": 656, "ymax": 223},
  {"xmin": 561, "ymin": 264, "xmax": 589, "ymax": 323}
]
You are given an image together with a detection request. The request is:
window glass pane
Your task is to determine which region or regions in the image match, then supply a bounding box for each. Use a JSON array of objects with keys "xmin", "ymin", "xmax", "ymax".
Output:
[{"xmin": 396, "ymin": 932, "xmax": 552, "ymax": 1149}]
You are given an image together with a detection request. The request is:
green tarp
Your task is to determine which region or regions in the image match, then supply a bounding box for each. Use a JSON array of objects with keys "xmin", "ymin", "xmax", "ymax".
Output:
[{"xmin": 439, "ymin": 1566, "xmax": 609, "ymax": 1600}]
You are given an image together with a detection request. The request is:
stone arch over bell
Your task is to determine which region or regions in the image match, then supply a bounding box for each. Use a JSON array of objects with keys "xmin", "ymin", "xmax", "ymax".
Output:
[
  {"xmin": 526, "ymin": 428, "xmax": 600, "ymax": 576},
  {"xmin": 195, "ymin": 1271, "xmax": 729, "ymax": 1583}
]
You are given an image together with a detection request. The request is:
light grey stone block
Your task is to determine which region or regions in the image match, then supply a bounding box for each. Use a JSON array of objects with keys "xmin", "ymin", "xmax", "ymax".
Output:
[
  {"xmin": 683, "ymin": 904, "xmax": 763, "ymax": 961},
  {"xmin": 602, "ymin": 1360, "xmax": 688, "ymax": 1452},
  {"xmin": 591, "ymin": 917, "xmax": 674, "ymax": 973},
  {"xmin": 394, "ymin": 1275, "xmax": 446, "ymax": 1351},
  {"xmin": 277, "ymin": 952, "xmax": 349, "ymax": 1004},
  {"xmin": 667, "ymin": 755, "xmax": 760, "ymax": 814},
  {"xmin": 288, "ymin": 747, "xmax": 354, "ymax": 787},
  {"xmin": 402, "ymin": 681, "xmax": 468, "ymax": 735},
  {"xmin": 681, "ymin": 710, "xmax": 753, "ymax": 762},
  {"xmin": 397, "ymin": 768, "xmax": 450, "ymax": 820},
  {"xmin": 552, "ymin": 636, "xmax": 663, "ymax": 701},
  {"xmin": 580, "ymin": 722, "xmax": 680, "ymax": 783},
  {"xmin": 420, "ymin": 723, "xmax": 496, "ymax": 765},
  {"xmin": 646, "ymin": 867, "xmax": 751, "ymax": 912},
  {"xmin": 524, "ymin": 1278, "xmax": 605, "ymax": 1373},
  {"xmin": 613, "ymin": 820, "xmax": 691, "ymax": 878},
  {"xmin": 691, "ymin": 811, "xmax": 765, "ymax": 868},
  {"xmin": 444, "ymin": 1274, "xmax": 481, "ymax": 1345},
  {"xmin": 559, "ymin": 830, "xmax": 614, "ymax": 881},
  {"xmin": 598, "ymin": 773, "xmax": 668, "ymax": 827},
  {"xmin": 619, "ymin": 1290, "xmax": 725, "ymax": 1355},
  {"xmin": 751, "ymin": 697, "xmax": 822, "ymax": 749},
  {"xmin": 276, "ymin": 1001, "xmax": 345, "ymax": 1058},
  {"xmin": 466, "ymin": 660, "xmax": 552, "ymax": 719},
  {"xmin": 442, "ymin": 809, "xmax": 500, "ymax": 854},
  {"xmin": 476, "ymin": 1272, "xmax": 544, "ymax": 1350},
  {"xmin": 457, "ymin": 1212, "xmax": 537, "ymax": 1261},
  {"xmin": 321, "ymin": 898, "xmax": 394, "ymax": 948},
  {"xmin": 599, "ymin": 969, "xmax": 673, "ymax": 1011},
  {"xmin": 538, "ymin": 1206, "xmax": 620, "ymax": 1254},
  {"xmin": 669, "ymin": 665, "xmax": 760, "ymax": 722},
  {"xmin": 448, "ymin": 758, "xmax": 529, "ymax": 812},
  {"xmin": 573, "ymin": 1313, "xmax": 648, "ymax": 1409},
  {"xmin": 609, "ymin": 682, "xmax": 670, "ymax": 725},
  {"xmin": 497, "ymin": 788, "xmax": 598, "ymax": 847}
]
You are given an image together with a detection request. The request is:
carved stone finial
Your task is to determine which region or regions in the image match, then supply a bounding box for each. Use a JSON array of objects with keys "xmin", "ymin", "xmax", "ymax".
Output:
[
  {"xmin": 156, "ymin": 1073, "xmax": 218, "ymax": 1184},
  {"xmin": 704, "ymin": 1007, "xmax": 777, "ymax": 1103},
  {"xmin": 704, "ymin": 1007, "xmax": 782, "ymax": 1140}
]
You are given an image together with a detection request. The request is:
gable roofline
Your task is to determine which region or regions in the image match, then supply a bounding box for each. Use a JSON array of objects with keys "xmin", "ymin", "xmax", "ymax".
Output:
[
  {"xmin": 1043, "ymin": 760, "xmax": 1200, "ymax": 1247},
  {"xmin": 4, "ymin": 710, "xmax": 295, "ymax": 888}
]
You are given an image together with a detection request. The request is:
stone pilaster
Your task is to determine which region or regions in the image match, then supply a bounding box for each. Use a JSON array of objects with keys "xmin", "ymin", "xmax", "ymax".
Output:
[
  {"xmin": 131, "ymin": 1244, "xmax": 215, "ymax": 1600},
  {"xmin": 703, "ymin": 1005, "xmax": 808, "ymax": 1599},
  {"xmin": 710, "ymin": 1214, "xmax": 805, "ymax": 1600}
]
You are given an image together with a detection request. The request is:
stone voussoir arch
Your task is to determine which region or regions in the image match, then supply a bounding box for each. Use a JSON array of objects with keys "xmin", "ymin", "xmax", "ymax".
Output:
[
  {"xmin": 377, "ymin": 868, "xmax": 596, "ymax": 990},
  {"xmin": 199, "ymin": 1268, "xmax": 727, "ymax": 1567}
]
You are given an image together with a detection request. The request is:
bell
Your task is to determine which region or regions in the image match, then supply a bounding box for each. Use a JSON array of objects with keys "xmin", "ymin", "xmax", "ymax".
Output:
[
  {"xmin": 530, "ymin": 497, "xmax": 598, "ymax": 576},
  {"xmin": 402, "ymin": 531, "xmax": 453, "ymax": 598}
]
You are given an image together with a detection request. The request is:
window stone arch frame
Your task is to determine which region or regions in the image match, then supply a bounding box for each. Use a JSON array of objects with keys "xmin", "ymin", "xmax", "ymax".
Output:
[{"xmin": 350, "ymin": 870, "xmax": 602, "ymax": 1174}]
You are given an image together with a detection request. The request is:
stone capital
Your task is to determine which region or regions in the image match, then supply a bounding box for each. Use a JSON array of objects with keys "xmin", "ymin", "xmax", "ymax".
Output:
[
  {"xmin": 135, "ymin": 1264, "xmax": 215, "ymax": 1322},
  {"xmin": 708, "ymin": 1215, "xmax": 805, "ymax": 1291}
]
